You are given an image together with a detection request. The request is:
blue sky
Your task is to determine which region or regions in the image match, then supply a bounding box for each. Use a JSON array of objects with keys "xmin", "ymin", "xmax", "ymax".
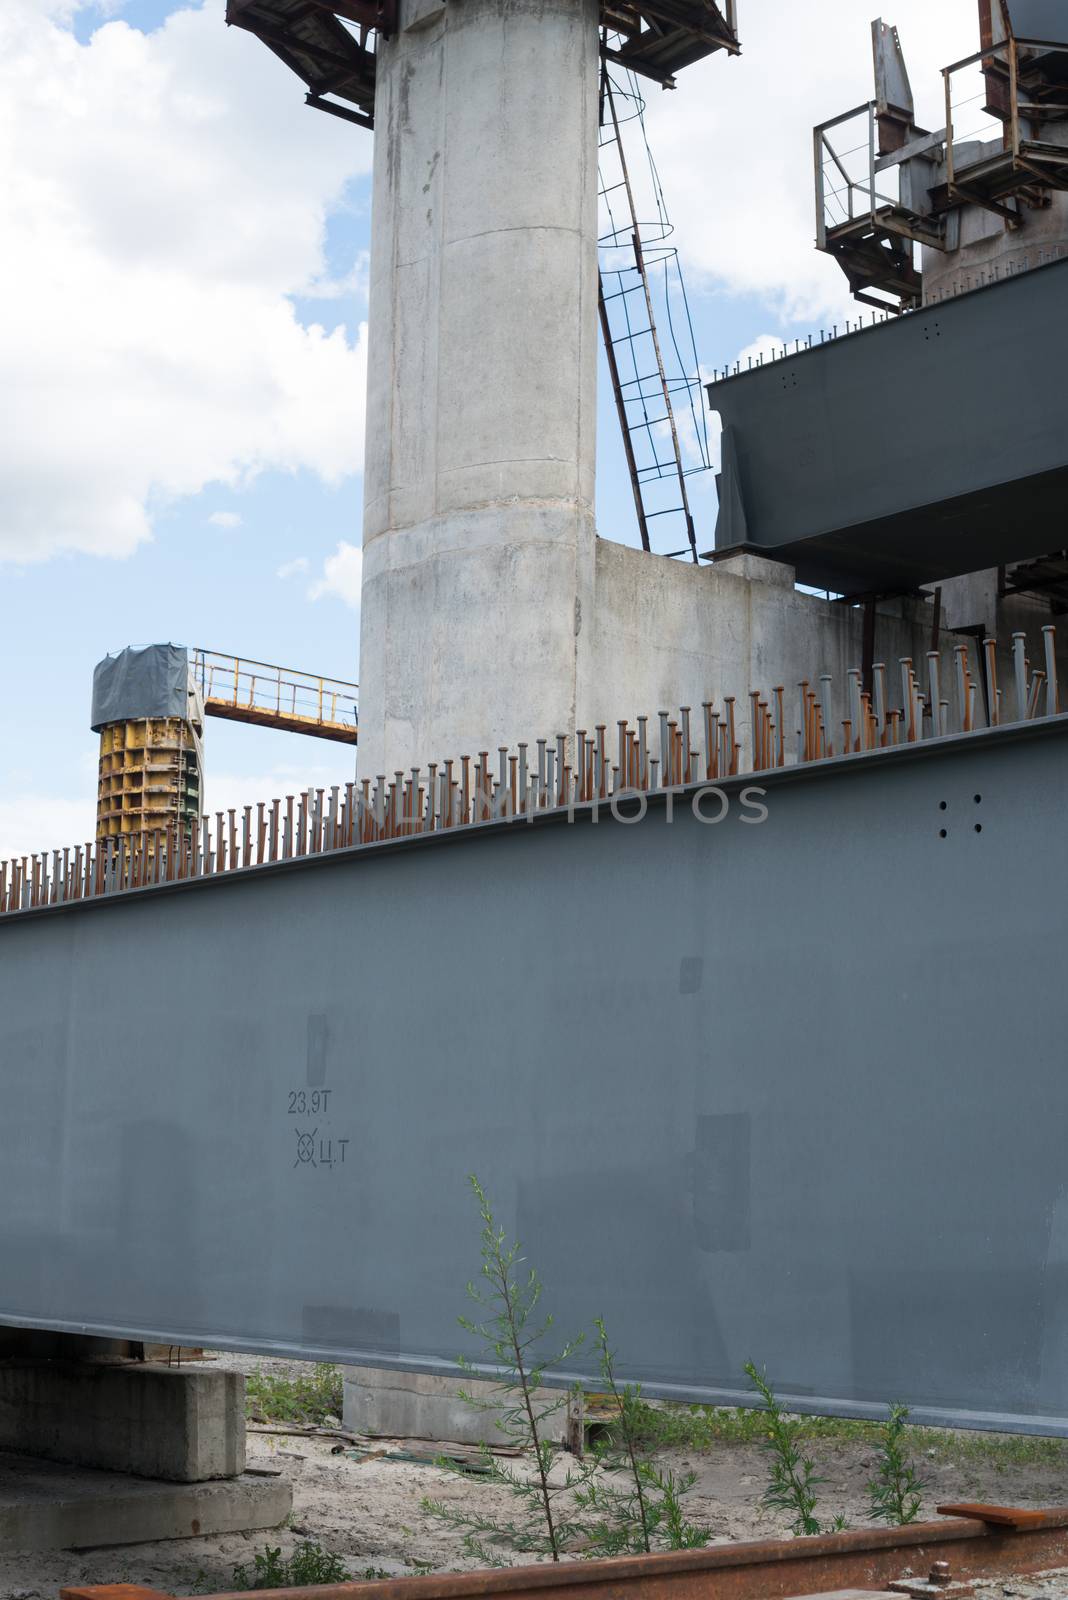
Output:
[{"xmin": 0, "ymin": 0, "xmax": 976, "ymax": 859}]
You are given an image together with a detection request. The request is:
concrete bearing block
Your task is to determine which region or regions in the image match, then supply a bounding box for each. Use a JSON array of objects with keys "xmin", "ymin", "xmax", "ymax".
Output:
[
  {"xmin": 343, "ymin": 1364, "xmax": 579, "ymax": 1447},
  {"xmin": 0, "ymin": 1362, "xmax": 245, "ymax": 1482}
]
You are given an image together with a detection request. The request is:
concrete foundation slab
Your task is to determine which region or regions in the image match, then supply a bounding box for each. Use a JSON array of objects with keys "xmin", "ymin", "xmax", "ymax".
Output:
[
  {"xmin": 0, "ymin": 1363, "xmax": 244, "ymax": 1482},
  {"xmin": 0, "ymin": 1450, "xmax": 290, "ymax": 1552}
]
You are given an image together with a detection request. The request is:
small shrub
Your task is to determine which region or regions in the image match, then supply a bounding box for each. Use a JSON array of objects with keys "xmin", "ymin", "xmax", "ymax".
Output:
[
  {"xmin": 609, "ymin": 1396, "xmax": 1068, "ymax": 1478},
  {"xmin": 245, "ymin": 1364, "xmax": 343, "ymax": 1426},
  {"xmin": 744, "ymin": 1362, "xmax": 843, "ymax": 1536},
  {"xmin": 230, "ymin": 1540, "xmax": 350, "ymax": 1590},
  {"xmin": 424, "ymin": 1177, "xmax": 712, "ymax": 1564},
  {"xmin": 422, "ymin": 1174, "xmax": 588, "ymax": 1564},
  {"xmin": 574, "ymin": 1319, "xmax": 709, "ymax": 1554},
  {"xmin": 868, "ymin": 1403, "xmax": 927, "ymax": 1525}
]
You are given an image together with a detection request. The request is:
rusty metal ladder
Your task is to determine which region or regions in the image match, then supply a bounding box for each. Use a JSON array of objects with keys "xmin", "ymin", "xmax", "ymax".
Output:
[{"xmin": 597, "ymin": 54, "xmax": 710, "ymax": 563}]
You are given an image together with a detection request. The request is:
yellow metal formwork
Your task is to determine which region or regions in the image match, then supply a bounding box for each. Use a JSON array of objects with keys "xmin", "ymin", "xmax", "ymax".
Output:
[{"xmin": 96, "ymin": 716, "xmax": 202, "ymax": 843}]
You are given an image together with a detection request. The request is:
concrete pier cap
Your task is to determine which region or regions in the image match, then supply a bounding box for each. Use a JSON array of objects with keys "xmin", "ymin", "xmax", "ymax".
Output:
[{"xmin": 358, "ymin": 0, "xmax": 600, "ymax": 778}]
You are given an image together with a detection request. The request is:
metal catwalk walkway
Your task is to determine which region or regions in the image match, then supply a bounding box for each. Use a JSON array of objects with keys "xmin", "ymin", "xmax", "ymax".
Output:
[{"xmin": 191, "ymin": 649, "xmax": 358, "ymax": 745}]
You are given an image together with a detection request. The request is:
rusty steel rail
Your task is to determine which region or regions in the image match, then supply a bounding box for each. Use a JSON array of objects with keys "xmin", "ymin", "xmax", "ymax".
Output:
[
  {"xmin": 56, "ymin": 1505, "xmax": 1068, "ymax": 1600},
  {"xmin": 2, "ymin": 624, "xmax": 1063, "ymax": 917}
]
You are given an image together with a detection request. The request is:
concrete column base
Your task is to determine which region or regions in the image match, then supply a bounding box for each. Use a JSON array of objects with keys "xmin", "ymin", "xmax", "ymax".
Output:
[
  {"xmin": 0, "ymin": 1362, "xmax": 245, "ymax": 1482},
  {"xmin": 343, "ymin": 1364, "xmax": 581, "ymax": 1448},
  {"xmin": 0, "ymin": 1450, "xmax": 290, "ymax": 1552}
]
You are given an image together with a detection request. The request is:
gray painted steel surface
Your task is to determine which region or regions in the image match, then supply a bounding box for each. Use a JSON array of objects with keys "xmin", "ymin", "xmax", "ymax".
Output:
[
  {"xmin": 705, "ymin": 259, "xmax": 1068, "ymax": 594},
  {"xmin": 2, "ymin": 723, "xmax": 1067, "ymax": 1433},
  {"xmin": 1005, "ymin": 0, "xmax": 1066, "ymax": 40}
]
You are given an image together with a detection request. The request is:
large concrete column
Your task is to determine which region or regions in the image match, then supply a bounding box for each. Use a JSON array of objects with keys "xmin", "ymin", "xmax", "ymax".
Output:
[{"xmin": 358, "ymin": 0, "xmax": 600, "ymax": 779}]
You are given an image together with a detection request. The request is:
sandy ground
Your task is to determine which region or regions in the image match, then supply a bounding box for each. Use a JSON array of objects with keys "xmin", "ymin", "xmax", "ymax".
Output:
[{"xmin": 1, "ymin": 1356, "xmax": 1067, "ymax": 1598}]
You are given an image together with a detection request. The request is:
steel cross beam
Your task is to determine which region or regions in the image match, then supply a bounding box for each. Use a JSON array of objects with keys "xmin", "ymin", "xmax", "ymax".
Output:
[{"xmin": 226, "ymin": 0, "xmax": 739, "ymax": 122}]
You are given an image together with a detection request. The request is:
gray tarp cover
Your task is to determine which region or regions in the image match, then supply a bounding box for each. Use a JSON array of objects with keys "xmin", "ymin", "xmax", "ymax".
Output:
[{"xmin": 91, "ymin": 644, "xmax": 190, "ymax": 731}]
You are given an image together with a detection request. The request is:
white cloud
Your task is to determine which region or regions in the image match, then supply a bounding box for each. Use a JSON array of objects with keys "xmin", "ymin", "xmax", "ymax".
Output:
[
  {"xmin": 298, "ymin": 250, "xmax": 370, "ymax": 303},
  {"xmin": 0, "ymin": 749, "xmax": 99, "ymax": 862},
  {"xmin": 308, "ymin": 540, "xmax": 362, "ymax": 610},
  {"xmin": 0, "ymin": 0, "xmax": 370, "ymax": 565},
  {"xmin": 640, "ymin": 0, "xmax": 978, "ymax": 325},
  {"xmin": 0, "ymin": 796, "xmax": 99, "ymax": 870},
  {"xmin": 733, "ymin": 333, "xmax": 789, "ymax": 372},
  {"xmin": 276, "ymin": 555, "xmax": 309, "ymax": 579},
  {"xmin": 202, "ymin": 761, "xmax": 355, "ymax": 822},
  {"xmin": 208, "ymin": 510, "xmax": 242, "ymax": 529},
  {"xmin": 0, "ymin": 794, "xmax": 97, "ymax": 865}
]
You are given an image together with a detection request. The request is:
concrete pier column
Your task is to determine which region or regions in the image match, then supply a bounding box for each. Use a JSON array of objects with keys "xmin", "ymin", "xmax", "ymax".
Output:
[{"xmin": 358, "ymin": 0, "xmax": 600, "ymax": 778}]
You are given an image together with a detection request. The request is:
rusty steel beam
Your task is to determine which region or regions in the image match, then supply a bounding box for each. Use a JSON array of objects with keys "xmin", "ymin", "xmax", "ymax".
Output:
[
  {"xmin": 597, "ymin": 276, "xmax": 652, "ymax": 552},
  {"xmin": 621, "ymin": 0, "xmax": 738, "ymax": 53},
  {"xmin": 601, "ymin": 42, "xmax": 676, "ymax": 84},
  {"xmin": 57, "ymin": 1506, "xmax": 1068, "ymax": 1600},
  {"xmin": 306, "ymin": 92, "xmax": 375, "ymax": 128},
  {"xmin": 62, "ymin": 1592, "xmax": 171, "ymax": 1600},
  {"xmin": 229, "ymin": 14, "xmax": 364, "ymax": 76},
  {"xmin": 224, "ymin": 0, "xmax": 379, "ymax": 116},
  {"xmin": 298, "ymin": 0, "xmax": 396, "ymax": 35}
]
